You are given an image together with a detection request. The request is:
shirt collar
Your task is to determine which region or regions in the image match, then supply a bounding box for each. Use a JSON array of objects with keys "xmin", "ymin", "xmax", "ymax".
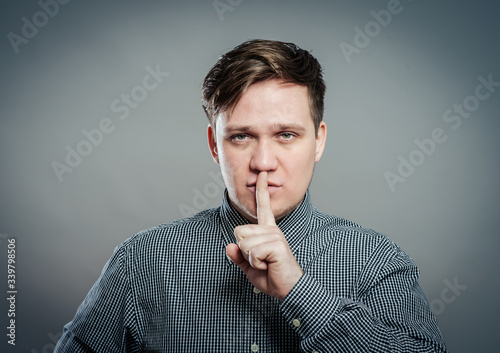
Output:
[{"xmin": 220, "ymin": 190, "xmax": 314, "ymax": 264}]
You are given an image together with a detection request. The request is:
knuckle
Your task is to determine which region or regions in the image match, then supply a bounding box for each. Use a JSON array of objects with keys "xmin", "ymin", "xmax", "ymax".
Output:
[
  {"xmin": 274, "ymin": 241, "xmax": 289, "ymax": 253},
  {"xmin": 270, "ymin": 232, "xmax": 283, "ymax": 242},
  {"xmin": 238, "ymin": 240, "xmax": 247, "ymax": 251}
]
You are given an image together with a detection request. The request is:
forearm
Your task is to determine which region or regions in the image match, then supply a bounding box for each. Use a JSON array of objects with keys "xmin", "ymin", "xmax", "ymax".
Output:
[{"xmin": 280, "ymin": 272, "xmax": 447, "ymax": 353}]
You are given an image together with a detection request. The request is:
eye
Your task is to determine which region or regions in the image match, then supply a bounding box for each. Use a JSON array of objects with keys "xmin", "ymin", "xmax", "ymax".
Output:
[
  {"xmin": 231, "ymin": 134, "xmax": 248, "ymax": 142},
  {"xmin": 279, "ymin": 132, "xmax": 295, "ymax": 141}
]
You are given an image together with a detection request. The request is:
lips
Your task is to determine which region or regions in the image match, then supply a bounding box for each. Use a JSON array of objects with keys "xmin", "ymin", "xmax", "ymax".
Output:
[
  {"xmin": 246, "ymin": 181, "xmax": 281, "ymax": 193},
  {"xmin": 247, "ymin": 182, "xmax": 279, "ymax": 187}
]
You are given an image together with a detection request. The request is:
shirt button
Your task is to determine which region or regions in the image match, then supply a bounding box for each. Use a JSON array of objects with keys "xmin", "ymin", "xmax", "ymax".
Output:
[
  {"xmin": 253, "ymin": 287, "xmax": 261, "ymax": 294},
  {"xmin": 292, "ymin": 318, "xmax": 301, "ymax": 327},
  {"xmin": 251, "ymin": 343, "xmax": 259, "ymax": 352}
]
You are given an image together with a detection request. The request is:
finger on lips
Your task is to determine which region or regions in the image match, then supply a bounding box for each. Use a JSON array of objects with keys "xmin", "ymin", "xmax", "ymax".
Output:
[
  {"xmin": 231, "ymin": 171, "xmax": 279, "ymax": 267},
  {"xmin": 256, "ymin": 171, "xmax": 276, "ymax": 226}
]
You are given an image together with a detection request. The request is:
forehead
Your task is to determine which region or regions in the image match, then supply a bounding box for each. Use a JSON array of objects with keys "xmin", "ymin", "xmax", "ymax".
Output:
[{"xmin": 217, "ymin": 79, "xmax": 313, "ymax": 130}]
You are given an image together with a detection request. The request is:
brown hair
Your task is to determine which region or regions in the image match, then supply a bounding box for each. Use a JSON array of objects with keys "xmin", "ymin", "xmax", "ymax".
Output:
[{"xmin": 201, "ymin": 39, "xmax": 326, "ymax": 134}]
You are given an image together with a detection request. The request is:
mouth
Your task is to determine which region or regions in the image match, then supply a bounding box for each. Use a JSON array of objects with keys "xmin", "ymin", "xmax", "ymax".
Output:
[{"xmin": 246, "ymin": 182, "xmax": 281, "ymax": 194}]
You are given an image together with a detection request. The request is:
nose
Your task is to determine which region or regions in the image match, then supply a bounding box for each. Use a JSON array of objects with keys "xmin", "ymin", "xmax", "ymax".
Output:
[{"xmin": 249, "ymin": 139, "xmax": 279, "ymax": 173}]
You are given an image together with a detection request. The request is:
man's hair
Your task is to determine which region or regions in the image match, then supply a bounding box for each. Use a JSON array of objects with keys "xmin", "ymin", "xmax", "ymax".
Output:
[{"xmin": 201, "ymin": 39, "xmax": 326, "ymax": 134}]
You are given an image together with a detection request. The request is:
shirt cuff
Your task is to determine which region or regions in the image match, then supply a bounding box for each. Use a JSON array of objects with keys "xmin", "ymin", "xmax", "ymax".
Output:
[{"xmin": 279, "ymin": 272, "xmax": 341, "ymax": 340}]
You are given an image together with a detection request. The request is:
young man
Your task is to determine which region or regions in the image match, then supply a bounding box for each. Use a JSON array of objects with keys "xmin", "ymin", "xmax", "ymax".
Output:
[{"xmin": 55, "ymin": 39, "xmax": 447, "ymax": 352}]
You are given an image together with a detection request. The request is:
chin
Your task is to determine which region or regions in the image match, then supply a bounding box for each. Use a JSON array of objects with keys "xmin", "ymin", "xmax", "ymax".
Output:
[
  {"xmin": 241, "ymin": 208, "xmax": 259, "ymax": 223},
  {"xmin": 273, "ymin": 206, "xmax": 294, "ymax": 222},
  {"xmin": 230, "ymin": 197, "xmax": 258, "ymax": 223}
]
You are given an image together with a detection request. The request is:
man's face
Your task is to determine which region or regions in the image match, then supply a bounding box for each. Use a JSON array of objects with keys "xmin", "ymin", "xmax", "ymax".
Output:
[{"xmin": 208, "ymin": 79, "xmax": 327, "ymax": 223}]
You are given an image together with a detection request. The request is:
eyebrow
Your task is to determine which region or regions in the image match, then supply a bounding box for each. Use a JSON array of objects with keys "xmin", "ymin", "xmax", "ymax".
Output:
[
  {"xmin": 223, "ymin": 125, "xmax": 252, "ymax": 134},
  {"xmin": 223, "ymin": 123, "xmax": 307, "ymax": 134}
]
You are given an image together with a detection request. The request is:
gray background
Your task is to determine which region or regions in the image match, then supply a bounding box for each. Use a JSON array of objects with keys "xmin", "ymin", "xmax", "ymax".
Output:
[{"xmin": 1, "ymin": 0, "xmax": 499, "ymax": 352}]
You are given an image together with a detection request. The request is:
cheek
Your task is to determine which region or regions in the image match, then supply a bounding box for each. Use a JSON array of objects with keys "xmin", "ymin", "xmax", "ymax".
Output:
[
  {"xmin": 219, "ymin": 151, "xmax": 236, "ymax": 174},
  {"xmin": 289, "ymin": 145, "xmax": 316, "ymax": 169},
  {"xmin": 218, "ymin": 148, "xmax": 247, "ymax": 187}
]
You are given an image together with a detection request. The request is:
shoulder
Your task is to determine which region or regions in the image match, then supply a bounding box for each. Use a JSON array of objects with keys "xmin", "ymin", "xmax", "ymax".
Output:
[
  {"xmin": 310, "ymin": 207, "xmax": 410, "ymax": 262},
  {"xmin": 117, "ymin": 207, "xmax": 221, "ymax": 256}
]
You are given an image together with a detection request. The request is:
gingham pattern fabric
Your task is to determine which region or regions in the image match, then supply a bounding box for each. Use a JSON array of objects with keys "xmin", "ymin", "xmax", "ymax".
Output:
[{"xmin": 55, "ymin": 191, "xmax": 447, "ymax": 352}]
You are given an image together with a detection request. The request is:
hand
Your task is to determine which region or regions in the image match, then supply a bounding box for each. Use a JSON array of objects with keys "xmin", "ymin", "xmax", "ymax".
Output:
[{"xmin": 226, "ymin": 171, "xmax": 303, "ymax": 300}]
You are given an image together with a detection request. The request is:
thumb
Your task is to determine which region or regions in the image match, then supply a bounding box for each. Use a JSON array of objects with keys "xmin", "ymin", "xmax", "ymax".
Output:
[{"xmin": 226, "ymin": 243, "xmax": 246, "ymax": 266}]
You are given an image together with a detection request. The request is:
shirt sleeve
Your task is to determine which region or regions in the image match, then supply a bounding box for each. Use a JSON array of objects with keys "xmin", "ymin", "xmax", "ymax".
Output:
[
  {"xmin": 279, "ymin": 237, "xmax": 448, "ymax": 353},
  {"xmin": 54, "ymin": 244, "xmax": 141, "ymax": 353}
]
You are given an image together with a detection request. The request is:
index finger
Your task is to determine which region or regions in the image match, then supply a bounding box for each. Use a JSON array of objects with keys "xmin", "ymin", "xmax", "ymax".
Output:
[{"xmin": 256, "ymin": 171, "xmax": 276, "ymax": 226}]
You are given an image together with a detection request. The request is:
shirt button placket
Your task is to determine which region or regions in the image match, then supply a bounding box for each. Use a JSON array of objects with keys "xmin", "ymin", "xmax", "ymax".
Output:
[{"xmin": 249, "ymin": 286, "xmax": 261, "ymax": 353}]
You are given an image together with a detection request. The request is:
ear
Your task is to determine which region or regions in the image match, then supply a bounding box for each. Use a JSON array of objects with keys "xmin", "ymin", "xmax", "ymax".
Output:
[
  {"xmin": 314, "ymin": 121, "xmax": 327, "ymax": 163},
  {"xmin": 207, "ymin": 124, "xmax": 219, "ymax": 164}
]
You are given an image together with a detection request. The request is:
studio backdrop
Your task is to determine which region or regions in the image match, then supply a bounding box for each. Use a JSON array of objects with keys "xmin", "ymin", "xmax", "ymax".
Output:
[{"xmin": 1, "ymin": 0, "xmax": 499, "ymax": 352}]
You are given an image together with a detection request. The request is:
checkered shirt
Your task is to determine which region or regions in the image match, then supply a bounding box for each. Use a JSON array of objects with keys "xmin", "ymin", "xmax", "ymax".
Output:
[{"xmin": 54, "ymin": 191, "xmax": 447, "ymax": 352}]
